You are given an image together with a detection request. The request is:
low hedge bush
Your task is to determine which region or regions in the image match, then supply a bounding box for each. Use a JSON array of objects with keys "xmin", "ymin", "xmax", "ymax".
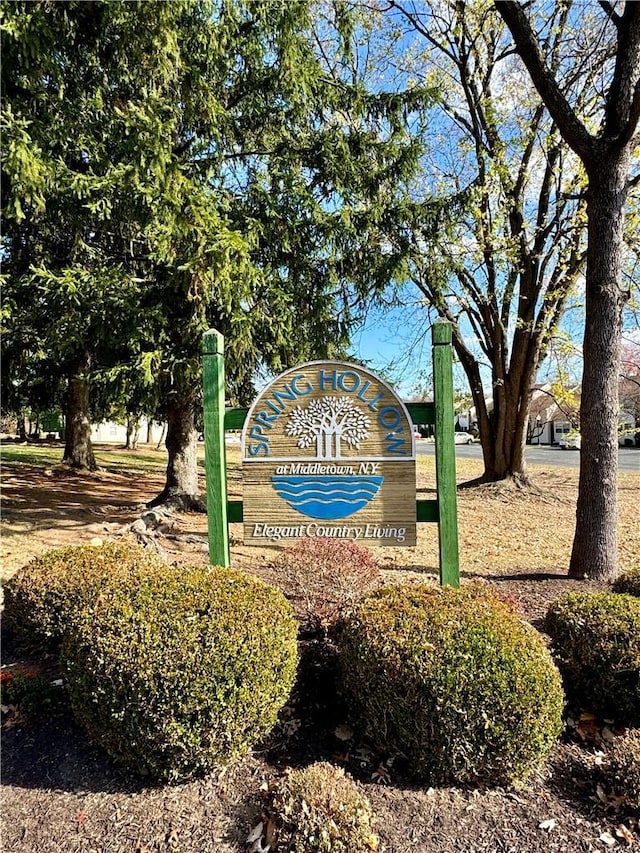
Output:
[
  {"xmin": 600, "ymin": 729, "xmax": 640, "ymax": 813},
  {"xmin": 336, "ymin": 583, "xmax": 564, "ymax": 786},
  {"xmin": 62, "ymin": 565, "xmax": 298, "ymax": 781},
  {"xmin": 544, "ymin": 591, "xmax": 640, "ymax": 724},
  {"xmin": 268, "ymin": 762, "xmax": 379, "ymax": 852},
  {"xmin": 612, "ymin": 567, "xmax": 640, "ymax": 598},
  {"xmin": 3, "ymin": 541, "xmax": 166, "ymax": 648}
]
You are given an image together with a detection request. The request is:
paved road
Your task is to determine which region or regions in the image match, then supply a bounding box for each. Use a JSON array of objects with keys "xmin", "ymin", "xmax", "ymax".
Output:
[{"xmin": 416, "ymin": 441, "xmax": 640, "ymax": 473}]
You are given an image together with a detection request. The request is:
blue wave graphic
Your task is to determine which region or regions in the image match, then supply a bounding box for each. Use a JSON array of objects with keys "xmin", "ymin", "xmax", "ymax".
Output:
[{"xmin": 271, "ymin": 475, "xmax": 383, "ymax": 520}]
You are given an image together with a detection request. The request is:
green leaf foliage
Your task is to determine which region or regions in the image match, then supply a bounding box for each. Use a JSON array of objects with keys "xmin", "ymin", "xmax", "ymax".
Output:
[
  {"xmin": 612, "ymin": 567, "xmax": 640, "ymax": 598},
  {"xmin": 61, "ymin": 565, "xmax": 299, "ymax": 781},
  {"xmin": 336, "ymin": 583, "xmax": 564, "ymax": 786},
  {"xmin": 545, "ymin": 591, "xmax": 640, "ymax": 724},
  {"xmin": 3, "ymin": 541, "xmax": 167, "ymax": 650},
  {"xmin": 1, "ymin": 0, "xmax": 428, "ymax": 434}
]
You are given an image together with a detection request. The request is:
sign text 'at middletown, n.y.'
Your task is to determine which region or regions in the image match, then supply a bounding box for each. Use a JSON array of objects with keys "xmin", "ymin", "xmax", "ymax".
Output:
[{"xmin": 241, "ymin": 361, "xmax": 417, "ymax": 546}]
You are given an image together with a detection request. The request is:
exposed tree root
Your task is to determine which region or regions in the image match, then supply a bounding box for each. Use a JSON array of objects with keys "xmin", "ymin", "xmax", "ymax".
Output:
[
  {"xmin": 146, "ymin": 491, "xmax": 206, "ymax": 513},
  {"xmin": 119, "ymin": 501, "xmax": 209, "ymax": 559},
  {"xmin": 457, "ymin": 473, "xmax": 560, "ymax": 502}
]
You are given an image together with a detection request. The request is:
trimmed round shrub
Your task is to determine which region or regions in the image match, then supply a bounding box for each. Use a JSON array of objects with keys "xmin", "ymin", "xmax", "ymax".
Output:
[
  {"xmin": 613, "ymin": 567, "xmax": 640, "ymax": 597},
  {"xmin": 62, "ymin": 565, "xmax": 299, "ymax": 781},
  {"xmin": 3, "ymin": 542, "xmax": 166, "ymax": 648},
  {"xmin": 269, "ymin": 762, "xmax": 379, "ymax": 852},
  {"xmin": 600, "ymin": 729, "xmax": 640, "ymax": 813},
  {"xmin": 544, "ymin": 591, "xmax": 640, "ymax": 724},
  {"xmin": 270, "ymin": 537, "xmax": 381, "ymax": 633},
  {"xmin": 336, "ymin": 583, "xmax": 565, "ymax": 786}
]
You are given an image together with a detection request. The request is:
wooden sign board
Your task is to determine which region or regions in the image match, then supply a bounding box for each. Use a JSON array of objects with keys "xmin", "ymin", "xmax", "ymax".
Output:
[{"xmin": 242, "ymin": 361, "xmax": 416, "ymax": 546}]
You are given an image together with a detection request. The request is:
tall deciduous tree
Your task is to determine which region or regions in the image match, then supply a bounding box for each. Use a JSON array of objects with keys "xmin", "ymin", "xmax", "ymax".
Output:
[
  {"xmin": 382, "ymin": 0, "xmax": 589, "ymax": 483},
  {"xmin": 620, "ymin": 339, "xmax": 640, "ymax": 442},
  {"xmin": 494, "ymin": 1, "xmax": 640, "ymax": 580}
]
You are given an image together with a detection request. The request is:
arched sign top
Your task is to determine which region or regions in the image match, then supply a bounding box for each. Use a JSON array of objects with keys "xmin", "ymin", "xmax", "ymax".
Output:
[
  {"xmin": 242, "ymin": 360, "xmax": 415, "ymax": 463},
  {"xmin": 241, "ymin": 360, "xmax": 417, "ymax": 546}
]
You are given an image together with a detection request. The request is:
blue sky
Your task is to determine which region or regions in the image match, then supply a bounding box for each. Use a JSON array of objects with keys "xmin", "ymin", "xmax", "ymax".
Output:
[{"xmin": 347, "ymin": 295, "xmax": 469, "ymax": 400}]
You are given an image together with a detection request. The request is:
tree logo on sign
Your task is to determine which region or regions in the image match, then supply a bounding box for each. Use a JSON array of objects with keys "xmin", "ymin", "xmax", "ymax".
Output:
[{"xmin": 286, "ymin": 396, "xmax": 370, "ymax": 459}]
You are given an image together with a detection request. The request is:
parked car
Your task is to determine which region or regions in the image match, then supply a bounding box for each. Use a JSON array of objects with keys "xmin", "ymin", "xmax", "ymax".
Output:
[
  {"xmin": 412, "ymin": 426, "xmax": 422, "ymax": 439},
  {"xmin": 559, "ymin": 432, "xmax": 581, "ymax": 449},
  {"xmin": 454, "ymin": 431, "xmax": 474, "ymax": 445}
]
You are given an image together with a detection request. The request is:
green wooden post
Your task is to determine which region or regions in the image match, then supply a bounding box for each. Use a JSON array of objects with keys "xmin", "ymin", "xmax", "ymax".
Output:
[
  {"xmin": 432, "ymin": 321, "xmax": 460, "ymax": 586},
  {"xmin": 203, "ymin": 329, "xmax": 230, "ymax": 567}
]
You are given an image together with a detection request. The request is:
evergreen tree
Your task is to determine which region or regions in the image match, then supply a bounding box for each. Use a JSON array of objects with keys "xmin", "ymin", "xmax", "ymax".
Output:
[{"xmin": 2, "ymin": 1, "xmax": 426, "ymax": 504}]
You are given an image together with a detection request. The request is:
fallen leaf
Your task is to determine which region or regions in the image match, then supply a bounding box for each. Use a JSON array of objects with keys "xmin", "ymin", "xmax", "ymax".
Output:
[
  {"xmin": 334, "ymin": 724, "xmax": 354, "ymax": 741},
  {"xmin": 595, "ymin": 784, "xmax": 627, "ymax": 812},
  {"xmin": 576, "ymin": 713, "xmax": 601, "ymax": 743},
  {"xmin": 538, "ymin": 819, "xmax": 556, "ymax": 831},
  {"xmin": 1, "ymin": 704, "xmax": 25, "ymax": 729},
  {"xmin": 167, "ymin": 827, "xmax": 179, "ymax": 848},
  {"xmin": 599, "ymin": 831, "xmax": 617, "ymax": 846},
  {"xmin": 265, "ymin": 817, "xmax": 276, "ymax": 847},
  {"xmin": 371, "ymin": 764, "xmax": 391, "ymax": 785},
  {"xmin": 247, "ymin": 822, "xmax": 263, "ymax": 843},
  {"xmin": 615, "ymin": 824, "xmax": 634, "ymax": 845},
  {"xmin": 249, "ymin": 840, "xmax": 270, "ymax": 853},
  {"xmin": 74, "ymin": 812, "xmax": 87, "ymax": 826},
  {"xmin": 283, "ymin": 718, "xmax": 301, "ymax": 736}
]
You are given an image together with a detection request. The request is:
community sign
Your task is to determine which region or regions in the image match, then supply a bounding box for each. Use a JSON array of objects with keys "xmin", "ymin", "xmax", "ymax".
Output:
[{"xmin": 241, "ymin": 361, "xmax": 416, "ymax": 546}]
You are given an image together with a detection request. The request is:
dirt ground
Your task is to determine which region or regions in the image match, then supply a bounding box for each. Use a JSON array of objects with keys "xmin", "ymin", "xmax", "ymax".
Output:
[{"xmin": 1, "ymin": 453, "xmax": 639, "ymax": 853}]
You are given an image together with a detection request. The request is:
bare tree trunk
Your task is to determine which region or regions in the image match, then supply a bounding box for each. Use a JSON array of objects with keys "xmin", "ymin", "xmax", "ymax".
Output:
[
  {"xmin": 148, "ymin": 395, "xmax": 203, "ymax": 510},
  {"xmin": 453, "ymin": 332, "xmax": 538, "ymax": 484},
  {"xmin": 63, "ymin": 353, "xmax": 96, "ymax": 471},
  {"xmin": 156, "ymin": 422, "xmax": 167, "ymax": 450},
  {"xmin": 569, "ymin": 154, "xmax": 628, "ymax": 581},
  {"xmin": 125, "ymin": 416, "xmax": 140, "ymax": 450},
  {"xmin": 492, "ymin": 0, "xmax": 639, "ymax": 579}
]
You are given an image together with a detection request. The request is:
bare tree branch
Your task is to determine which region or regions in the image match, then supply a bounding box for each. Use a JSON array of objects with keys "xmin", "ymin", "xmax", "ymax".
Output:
[
  {"xmin": 493, "ymin": 1, "xmax": 597, "ymax": 164},
  {"xmin": 598, "ymin": 1, "xmax": 622, "ymax": 28}
]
